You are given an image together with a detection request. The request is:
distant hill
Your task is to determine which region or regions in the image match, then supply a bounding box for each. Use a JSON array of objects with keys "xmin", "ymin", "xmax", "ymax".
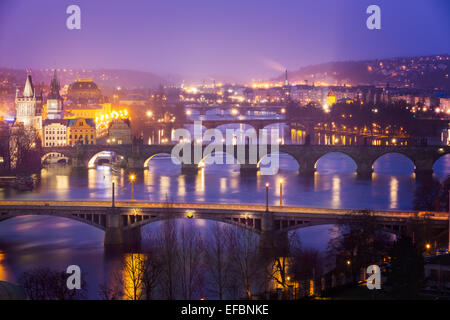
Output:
[
  {"xmin": 0, "ymin": 68, "xmax": 168, "ymax": 91},
  {"xmin": 275, "ymin": 55, "xmax": 450, "ymax": 90}
]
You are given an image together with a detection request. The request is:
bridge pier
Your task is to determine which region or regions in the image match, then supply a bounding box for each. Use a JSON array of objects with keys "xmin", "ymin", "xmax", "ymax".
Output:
[
  {"xmin": 298, "ymin": 160, "xmax": 315, "ymax": 176},
  {"xmin": 356, "ymin": 162, "xmax": 373, "ymax": 178},
  {"xmin": 104, "ymin": 209, "xmax": 142, "ymax": 249},
  {"xmin": 71, "ymin": 155, "xmax": 86, "ymax": 168},
  {"xmin": 259, "ymin": 211, "xmax": 289, "ymax": 258},
  {"xmin": 181, "ymin": 163, "xmax": 200, "ymax": 174},
  {"xmin": 127, "ymin": 157, "xmax": 145, "ymax": 170},
  {"xmin": 240, "ymin": 164, "xmax": 258, "ymax": 175}
]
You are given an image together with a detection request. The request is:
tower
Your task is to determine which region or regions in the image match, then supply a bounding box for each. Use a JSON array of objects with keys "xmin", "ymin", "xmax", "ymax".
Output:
[
  {"xmin": 46, "ymin": 70, "xmax": 63, "ymax": 119},
  {"xmin": 284, "ymin": 69, "xmax": 289, "ymax": 86},
  {"xmin": 15, "ymin": 74, "xmax": 43, "ymax": 131}
]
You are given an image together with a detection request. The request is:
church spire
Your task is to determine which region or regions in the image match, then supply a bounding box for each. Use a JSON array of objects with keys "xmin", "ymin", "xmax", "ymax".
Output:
[
  {"xmin": 23, "ymin": 74, "xmax": 34, "ymax": 97},
  {"xmin": 48, "ymin": 69, "xmax": 61, "ymax": 99}
]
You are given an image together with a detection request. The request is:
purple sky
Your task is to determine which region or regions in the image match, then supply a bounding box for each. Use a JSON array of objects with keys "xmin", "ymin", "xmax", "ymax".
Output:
[{"xmin": 0, "ymin": 0, "xmax": 449, "ymax": 82}]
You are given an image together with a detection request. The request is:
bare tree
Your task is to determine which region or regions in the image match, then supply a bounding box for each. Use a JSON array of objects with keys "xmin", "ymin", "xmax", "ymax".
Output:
[
  {"xmin": 265, "ymin": 231, "xmax": 301, "ymax": 292},
  {"xmin": 19, "ymin": 268, "xmax": 86, "ymax": 300},
  {"xmin": 141, "ymin": 246, "xmax": 163, "ymax": 300},
  {"xmin": 225, "ymin": 227, "xmax": 263, "ymax": 299},
  {"xmin": 122, "ymin": 253, "xmax": 146, "ymax": 300},
  {"xmin": 9, "ymin": 125, "xmax": 41, "ymax": 173},
  {"xmin": 205, "ymin": 222, "xmax": 231, "ymax": 300},
  {"xmin": 157, "ymin": 219, "xmax": 179, "ymax": 299},
  {"xmin": 178, "ymin": 222, "xmax": 204, "ymax": 299}
]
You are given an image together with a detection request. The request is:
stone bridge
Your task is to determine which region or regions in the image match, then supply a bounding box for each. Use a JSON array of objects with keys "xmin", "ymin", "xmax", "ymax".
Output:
[
  {"xmin": 0, "ymin": 201, "xmax": 448, "ymax": 251},
  {"xmin": 42, "ymin": 144, "xmax": 450, "ymax": 177}
]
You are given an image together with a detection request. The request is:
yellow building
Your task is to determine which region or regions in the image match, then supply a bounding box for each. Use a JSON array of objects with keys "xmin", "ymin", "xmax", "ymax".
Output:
[
  {"xmin": 66, "ymin": 118, "xmax": 96, "ymax": 146},
  {"xmin": 327, "ymin": 89, "xmax": 336, "ymax": 106},
  {"xmin": 64, "ymin": 103, "xmax": 112, "ymax": 120}
]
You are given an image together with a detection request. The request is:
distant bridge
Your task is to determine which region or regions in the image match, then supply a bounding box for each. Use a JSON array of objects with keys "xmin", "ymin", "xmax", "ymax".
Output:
[
  {"xmin": 0, "ymin": 200, "xmax": 448, "ymax": 249},
  {"xmin": 41, "ymin": 144, "xmax": 450, "ymax": 176}
]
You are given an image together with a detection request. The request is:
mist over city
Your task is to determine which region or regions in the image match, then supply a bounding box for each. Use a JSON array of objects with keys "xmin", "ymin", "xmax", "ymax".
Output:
[{"xmin": 0, "ymin": 0, "xmax": 449, "ymax": 308}]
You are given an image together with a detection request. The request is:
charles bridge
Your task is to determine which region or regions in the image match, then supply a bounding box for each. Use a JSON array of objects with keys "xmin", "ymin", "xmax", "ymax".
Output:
[{"xmin": 42, "ymin": 143, "xmax": 450, "ymax": 177}]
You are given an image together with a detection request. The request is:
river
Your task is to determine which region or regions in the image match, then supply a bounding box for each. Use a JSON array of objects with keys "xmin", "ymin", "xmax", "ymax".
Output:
[{"xmin": 0, "ymin": 151, "xmax": 449, "ymax": 298}]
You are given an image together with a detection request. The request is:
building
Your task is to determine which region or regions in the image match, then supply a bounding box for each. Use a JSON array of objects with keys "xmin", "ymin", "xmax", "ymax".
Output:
[
  {"xmin": 326, "ymin": 89, "xmax": 336, "ymax": 106},
  {"xmin": 43, "ymin": 119, "xmax": 68, "ymax": 147},
  {"xmin": 64, "ymin": 103, "xmax": 112, "ymax": 120},
  {"xmin": 15, "ymin": 75, "xmax": 43, "ymax": 131},
  {"xmin": 67, "ymin": 78, "xmax": 103, "ymax": 105},
  {"xmin": 107, "ymin": 119, "xmax": 131, "ymax": 144},
  {"xmin": 66, "ymin": 118, "xmax": 96, "ymax": 146},
  {"xmin": 46, "ymin": 70, "xmax": 63, "ymax": 120},
  {"xmin": 424, "ymin": 254, "xmax": 450, "ymax": 296},
  {"xmin": 0, "ymin": 118, "xmax": 11, "ymax": 172}
]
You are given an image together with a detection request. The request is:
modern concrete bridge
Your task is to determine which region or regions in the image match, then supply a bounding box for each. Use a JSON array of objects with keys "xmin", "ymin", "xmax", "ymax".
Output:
[
  {"xmin": 0, "ymin": 200, "xmax": 448, "ymax": 250},
  {"xmin": 42, "ymin": 143, "xmax": 450, "ymax": 176}
]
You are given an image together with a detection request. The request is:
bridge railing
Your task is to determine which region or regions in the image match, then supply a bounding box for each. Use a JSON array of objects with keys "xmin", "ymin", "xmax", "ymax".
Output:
[{"xmin": 0, "ymin": 200, "xmax": 447, "ymax": 220}]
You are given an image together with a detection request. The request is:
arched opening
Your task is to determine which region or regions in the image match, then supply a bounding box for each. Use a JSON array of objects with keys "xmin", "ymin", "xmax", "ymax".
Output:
[
  {"xmin": 0, "ymin": 215, "xmax": 104, "ymax": 245},
  {"xmin": 199, "ymin": 151, "xmax": 240, "ymax": 173},
  {"xmin": 433, "ymin": 153, "xmax": 450, "ymax": 179},
  {"xmin": 88, "ymin": 151, "xmax": 126, "ymax": 168},
  {"xmin": 143, "ymin": 153, "xmax": 180, "ymax": 172},
  {"xmin": 257, "ymin": 152, "xmax": 299, "ymax": 173},
  {"xmin": 262, "ymin": 123, "xmax": 288, "ymax": 145},
  {"xmin": 214, "ymin": 123, "xmax": 256, "ymax": 145},
  {"xmin": 372, "ymin": 153, "xmax": 415, "ymax": 175},
  {"xmin": 315, "ymin": 152, "xmax": 357, "ymax": 174},
  {"xmin": 41, "ymin": 152, "xmax": 69, "ymax": 165}
]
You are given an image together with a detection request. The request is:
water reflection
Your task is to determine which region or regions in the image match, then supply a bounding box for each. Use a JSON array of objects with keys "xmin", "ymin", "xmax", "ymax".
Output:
[
  {"xmin": 0, "ymin": 152, "xmax": 449, "ymax": 298},
  {"xmin": 389, "ymin": 177, "xmax": 399, "ymax": 209}
]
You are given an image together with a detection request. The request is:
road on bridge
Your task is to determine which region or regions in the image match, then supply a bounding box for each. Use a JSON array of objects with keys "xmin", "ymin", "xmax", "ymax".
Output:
[{"xmin": 0, "ymin": 200, "xmax": 447, "ymax": 221}]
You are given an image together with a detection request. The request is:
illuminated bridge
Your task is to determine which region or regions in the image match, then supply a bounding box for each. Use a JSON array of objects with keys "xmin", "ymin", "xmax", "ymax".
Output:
[
  {"xmin": 0, "ymin": 200, "xmax": 448, "ymax": 249},
  {"xmin": 41, "ymin": 144, "xmax": 450, "ymax": 176}
]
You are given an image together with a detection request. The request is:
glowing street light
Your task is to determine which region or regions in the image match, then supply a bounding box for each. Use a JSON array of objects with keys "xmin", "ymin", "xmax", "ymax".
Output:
[
  {"xmin": 279, "ymin": 179, "xmax": 283, "ymax": 206},
  {"xmin": 129, "ymin": 174, "xmax": 136, "ymax": 201},
  {"xmin": 265, "ymin": 182, "xmax": 269, "ymax": 212},
  {"xmin": 146, "ymin": 110, "xmax": 153, "ymax": 117}
]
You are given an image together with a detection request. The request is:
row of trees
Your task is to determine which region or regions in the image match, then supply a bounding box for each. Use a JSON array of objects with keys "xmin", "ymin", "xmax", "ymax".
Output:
[
  {"xmin": 18, "ymin": 210, "xmax": 441, "ymax": 300},
  {"xmin": 328, "ymin": 210, "xmax": 442, "ymax": 298}
]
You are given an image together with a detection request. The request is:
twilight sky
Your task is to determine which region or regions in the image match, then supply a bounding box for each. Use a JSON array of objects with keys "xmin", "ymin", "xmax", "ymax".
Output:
[{"xmin": 0, "ymin": 0, "xmax": 449, "ymax": 82}]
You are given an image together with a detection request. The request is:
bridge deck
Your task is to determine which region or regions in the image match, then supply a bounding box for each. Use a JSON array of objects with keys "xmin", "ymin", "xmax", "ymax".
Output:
[{"xmin": 0, "ymin": 200, "xmax": 447, "ymax": 221}]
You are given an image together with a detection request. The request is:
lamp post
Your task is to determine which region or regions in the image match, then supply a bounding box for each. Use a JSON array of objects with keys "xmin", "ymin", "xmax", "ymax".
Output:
[
  {"xmin": 112, "ymin": 181, "xmax": 115, "ymax": 208},
  {"xmin": 265, "ymin": 182, "xmax": 269, "ymax": 212},
  {"xmin": 129, "ymin": 174, "xmax": 136, "ymax": 201},
  {"xmin": 279, "ymin": 179, "xmax": 283, "ymax": 206}
]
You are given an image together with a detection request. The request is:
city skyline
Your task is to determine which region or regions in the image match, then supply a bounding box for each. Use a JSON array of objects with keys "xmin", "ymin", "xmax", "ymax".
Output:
[{"xmin": 0, "ymin": 0, "xmax": 449, "ymax": 82}]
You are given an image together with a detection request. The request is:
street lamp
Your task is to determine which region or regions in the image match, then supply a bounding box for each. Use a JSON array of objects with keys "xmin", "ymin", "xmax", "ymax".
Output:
[
  {"xmin": 129, "ymin": 174, "xmax": 136, "ymax": 201},
  {"xmin": 265, "ymin": 182, "xmax": 269, "ymax": 212},
  {"xmin": 279, "ymin": 179, "xmax": 283, "ymax": 206},
  {"xmin": 112, "ymin": 181, "xmax": 115, "ymax": 208}
]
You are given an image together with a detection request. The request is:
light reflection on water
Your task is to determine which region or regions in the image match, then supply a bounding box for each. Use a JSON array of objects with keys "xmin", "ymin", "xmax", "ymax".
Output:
[{"xmin": 0, "ymin": 152, "xmax": 448, "ymax": 298}]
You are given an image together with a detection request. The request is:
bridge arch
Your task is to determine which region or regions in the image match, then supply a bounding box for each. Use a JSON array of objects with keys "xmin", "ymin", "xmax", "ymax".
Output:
[
  {"xmin": 123, "ymin": 212, "xmax": 263, "ymax": 234},
  {"xmin": 0, "ymin": 212, "xmax": 106, "ymax": 231},
  {"xmin": 372, "ymin": 152, "xmax": 416, "ymax": 174},
  {"xmin": 143, "ymin": 153, "xmax": 176, "ymax": 169},
  {"xmin": 432, "ymin": 152, "xmax": 450, "ymax": 175},
  {"xmin": 199, "ymin": 150, "xmax": 241, "ymax": 170},
  {"xmin": 87, "ymin": 150, "xmax": 127, "ymax": 168},
  {"xmin": 41, "ymin": 152, "xmax": 70, "ymax": 165},
  {"xmin": 314, "ymin": 152, "xmax": 358, "ymax": 174},
  {"xmin": 257, "ymin": 151, "xmax": 299, "ymax": 172}
]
